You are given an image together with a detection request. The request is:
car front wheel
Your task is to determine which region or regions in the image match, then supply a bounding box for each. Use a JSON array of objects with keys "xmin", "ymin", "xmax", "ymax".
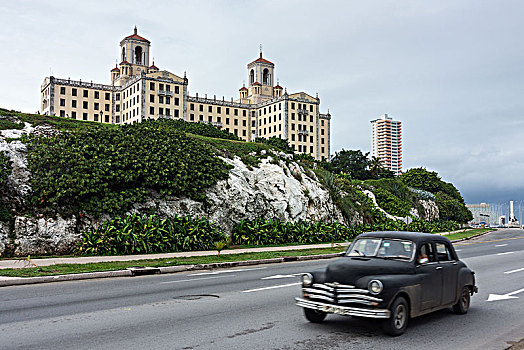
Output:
[
  {"xmin": 303, "ymin": 308, "xmax": 327, "ymax": 323},
  {"xmin": 453, "ymin": 286, "xmax": 470, "ymax": 314},
  {"xmin": 382, "ymin": 296, "xmax": 409, "ymax": 336}
]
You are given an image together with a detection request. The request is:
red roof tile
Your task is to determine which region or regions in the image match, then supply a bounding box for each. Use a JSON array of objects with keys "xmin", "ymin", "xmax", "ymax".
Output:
[
  {"xmin": 149, "ymin": 65, "xmax": 159, "ymax": 70},
  {"xmin": 120, "ymin": 60, "xmax": 130, "ymax": 65},
  {"xmin": 239, "ymin": 86, "xmax": 248, "ymax": 90},
  {"xmin": 252, "ymin": 81, "xmax": 262, "ymax": 85},
  {"xmin": 123, "ymin": 34, "xmax": 150, "ymax": 43},
  {"xmin": 111, "ymin": 67, "xmax": 120, "ymax": 72},
  {"xmin": 249, "ymin": 57, "xmax": 273, "ymax": 65},
  {"xmin": 274, "ymin": 84, "xmax": 283, "ymax": 89}
]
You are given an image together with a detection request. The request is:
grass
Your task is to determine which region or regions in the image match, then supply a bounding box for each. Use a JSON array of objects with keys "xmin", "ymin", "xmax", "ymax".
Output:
[
  {"xmin": 0, "ymin": 246, "xmax": 346, "ymax": 277},
  {"xmin": 442, "ymin": 228, "xmax": 495, "ymax": 241}
]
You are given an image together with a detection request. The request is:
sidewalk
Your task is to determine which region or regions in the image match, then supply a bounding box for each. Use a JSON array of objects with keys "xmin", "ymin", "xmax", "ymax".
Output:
[{"xmin": 0, "ymin": 242, "xmax": 349, "ymax": 270}]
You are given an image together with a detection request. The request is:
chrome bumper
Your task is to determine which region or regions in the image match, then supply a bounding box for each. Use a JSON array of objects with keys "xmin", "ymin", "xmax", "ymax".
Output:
[{"xmin": 296, "ymin": 297, "xmax": 391, "ymax": 319}]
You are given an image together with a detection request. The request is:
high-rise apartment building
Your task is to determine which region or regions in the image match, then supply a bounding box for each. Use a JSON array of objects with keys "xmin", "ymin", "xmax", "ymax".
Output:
[
  {"xmin": 40, "ymin": 27, "xmax": 332, "ymax": 160},
  {"xmin": 370, "ymin": 114, "xmax": 402, "ymax": 175}
]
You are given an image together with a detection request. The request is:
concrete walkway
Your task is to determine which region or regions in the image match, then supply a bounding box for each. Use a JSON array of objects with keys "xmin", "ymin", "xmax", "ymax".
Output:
[{"xmin": 0, "ymin": 242, "xmax": 349, "ymax": 270}]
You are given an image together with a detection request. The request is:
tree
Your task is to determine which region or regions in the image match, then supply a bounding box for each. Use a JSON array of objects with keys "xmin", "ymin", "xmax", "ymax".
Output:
[{"xmin": 331, "ymin": 149, "xmax": 371, "ymax": 180}]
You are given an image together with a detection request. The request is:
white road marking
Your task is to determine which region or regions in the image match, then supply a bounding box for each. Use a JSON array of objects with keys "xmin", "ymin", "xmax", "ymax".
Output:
[
  {"xmin": 261, "ymin": 273, "xmax": 304, "ymax": 280},
  {"xmin": 455, "ymin": 249, "xmax": 462, "ymax": 252},
  {"xmin": 487, "ymin": 287, "xmax": 524, "ymax": 301},
  {"xmin": 495, "ymin": 244, "xmax": 508, "ymax": 247},
  {"xmin": 497, "ymin": 251, "xmax": 516, "ymax": 256},
  {"xmin": 242, "ymin": 282, "xmax": 301, "ymax": 293},
  {"xmin": 505, "ymin": 267, "xmax": 524, "ymax": 274},
  {"xmin": 160, "ymin": 275, "xmax": 236, "ymax": 284},
  {"xmin": 188, "ymin": 267, "xmax": 267, "ymax": 276}
]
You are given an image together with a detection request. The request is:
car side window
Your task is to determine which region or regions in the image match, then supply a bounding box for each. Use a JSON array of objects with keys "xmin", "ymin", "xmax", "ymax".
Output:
[
  {"xmin": 435, "ymin": 242, "xmax": 455, "ymax": 262},
  {"xmin": 417, "ymin": 243, "xmax": 436, "ymax": 264}
]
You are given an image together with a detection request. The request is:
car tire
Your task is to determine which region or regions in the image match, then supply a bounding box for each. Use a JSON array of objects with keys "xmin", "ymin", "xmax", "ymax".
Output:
[
  {"xmin": 303, "ymin": 308, "xmax": 327, "ymax": 323},
  {"xmin": 453, "ymin": 286, "xmax": 470, "ymax": 315},
  {"xmin": 382, "ymin": 296, "xmax": 409, "ymax": 336}
]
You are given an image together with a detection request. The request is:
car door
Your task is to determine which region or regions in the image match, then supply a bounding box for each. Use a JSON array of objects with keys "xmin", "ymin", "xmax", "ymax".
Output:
[
  {"xmin": 435, "ymin": 241, "xmax": 459, "ymax": 305},
  {"xmin": 416, "ymin": 242, "xmax": 442, "ymax": 310}
]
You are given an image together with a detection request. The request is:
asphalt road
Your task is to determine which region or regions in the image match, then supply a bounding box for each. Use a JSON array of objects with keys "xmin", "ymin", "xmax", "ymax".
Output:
[{"xmin": 0, "ymin": 229, "xmax": 523, "ymax": 350}]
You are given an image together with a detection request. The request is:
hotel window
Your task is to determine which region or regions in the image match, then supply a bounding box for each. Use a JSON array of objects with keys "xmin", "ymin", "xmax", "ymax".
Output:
[
  {"xmin": 242, "ymin": 130, "xmax": 246, "ymax": 136},
  {"xmin": 175, "ymin": 110, "xmax": 179, "ymax": 118},
  {"xmin": 298, "ymin": 115, "xmax": 301, "ymax": 122},
  {"xmin": 234, "ymin": 119, "xmax": 238, "ymax": 126},
  {"xmin": 95, "ymin": 91, "xmax": 99, "ymax": 99},
  {"xmin": 310, "ymin": 105, "xmax": 313, "ymax": 112},
  {"xmin": 199, "ymin": 105, "xmax": 203, "ymax": 112},
  {"xmin": 105, "ymin": 104, "xmax": 110, "ymax": 112},
  {"xmin": 175, "ymin": 86, "xmax": 179, "ymax": 94},
  {"xmin": 217, "ymin": 107, "xmax": 221, "ymax": 114},
  {"xmin": 291, "ymin": 103, "xmax": 295, "ymax": 109},
  {"xmin": 321, "ymin": 129, "xmax": 325, "ymax": 135},
  {"xmin": 291, "ymin": 123, "xmax": 295, "ymax": 130},
  {"xmin": 291, "ymin": 113, "xmax": 295, "ymax": 120},
  {"xmin": 199, "ymin": 115, "xmax": 203, "ymax": 121},
  {"xmin": 321, "ymin": 138, "xmax": 325, "ymax": 144},
  {"xmin": 226, "ymin": 108, "xmax": 230, "ymax": 115},
  {"xmin": 94, "ymin": 103, "xmax": 99, "ymax": 110},
  {"xmin": 159, "ymin": 83, "xmax": 164, "ymax": 90},
  {"xmin": 310, "ymin": 136, "xmax": 313, "ymax": 143},
  {"xmin": 252, "ymin": 120, "xmax": 255, "ymax": 127},
  {"xmin": 150, "ymin": 107, "xmax": 154, "ymax": 115},
  {"xmin": 190, "ymin": 113, "xmax": 194, "ymax": 121},
  {"xmin": 72, "ymin": 111, "xmax": 77, "ymax": 119},
  {"xmin": 234, "ymin": 109, "xmax": 238, "ymax": 116},
  {"xmin": 83, "ymin": 113, "xmax": 88, "ymax": 120},
  {"xmin": 298, "ymin": 145, "xmax": 302, "ymax": 152},
  {"xmin": 159, "ymin": 107, "xmax": 164, "ymax": 115},
  {"xmin": 60, "ymin": 110, "xmax": 65, "ymax": 117},
  {"xmin": 190, "ymin": 103, "xmax": 195, "ymax": 111},
  {"xmin": 310, "ymin": 146, "xmax": 313, "ymax": 153},
  {"xmin": 83, "ymin": 101, "xmax": 88, "ymax": 109},
  {"xmin": 116, "ymin": 105, "xmax": 120, "ymax": 112},
  {"xmin": 310, "ymin": 126, "xmax": 313, "ymax": 132},
  {"xmin": 83, "ymin": 90, "xmax": 88, "ymax": 97},
  {"xmin": 166, "ymin": 108, "xmax": 171, "ymax": 116},
  {"xmin": 105, "ymin": 115, "xmax": 109, "ymax": 123},
  {"xmin": 166, "ymin": 85, "xmax": 171, "ymax": 92},
  {"xmin": 291, "ymin": 134, "xmax": 295, "ymax": 141},
  {"xmin": 226, "ymin": 118, "xmax": 230, "ymax": 124},
  {"xmin": 243, "ymin": 110, "xmax": 246, "ymax": 117},
  {"xmin": 150, "ymin": 82, "xmax": 155, "ymax": 90},
  {"xmin": 116, "ymin": 93, "xmax": 120, "ymax": 101},
  {"xmin": 60, "ymin": 99, "xmax": 65, "ymax": 106},
  {"xmin": 310, "ymin": 116, "xmax": 313, "ymax": 122},
  {"xmin": 60, "ymin": 87, "xmax": 65, "ymax": 94},
  {"xmin": 321, "ymin": 120, "xmax": 324, "ymax": 126},
  {"xmin": 166, "ymin": 96, "xmax": 171, "ymax": 104},
  {"xmin": 208, "ymin": 106, "xmax": 212, "ymax": 113},
  {"xmin": 322, "ymin": 147, "xmax": 325, "ymax": 153},
  {"xmin": 105, "ymin": 92, "xmax": 110, "ymax": 100},
  {"xmin": 243, "ymin": 120, "xmax": 246, "ymax": 127},
  {"xmin": 159, "ymin": 96, "xmax": 164, "ymax": 104},
  {"xmin": 175, "ymin": 97, "xmax": 179, "ymax": 106},
  {"xmin": 72, "ymin": 88, "xmax": 77, "ymax": 96}
]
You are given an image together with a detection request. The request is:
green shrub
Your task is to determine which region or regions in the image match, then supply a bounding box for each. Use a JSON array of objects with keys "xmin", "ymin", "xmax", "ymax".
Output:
[
  {"xmin": 76, "ymin": 214, "xmax": 227, "ymax": 255},
  {"xmin": 27, "ymin": 120, "xmax": 231, "ymax": 216},
  {"xmin": 0, "ymin": 119, "xmax": 24, "ymax": 130},
  {"xmin": 162, "ymin": 119, "xmax": 240, "ymax": 140},
  {"xmin": 255, "ymin": 137, "xmax": 294, "ymax": 153}
]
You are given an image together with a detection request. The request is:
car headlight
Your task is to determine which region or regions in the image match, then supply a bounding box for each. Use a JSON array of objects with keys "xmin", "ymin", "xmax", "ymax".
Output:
[
  {"xmin": 368, "ymin": 280, "xmax": 383, "ymax": 295},
  {"xmin": 302, "ymin": 273, "xmax": 313, "ymax": 287}
]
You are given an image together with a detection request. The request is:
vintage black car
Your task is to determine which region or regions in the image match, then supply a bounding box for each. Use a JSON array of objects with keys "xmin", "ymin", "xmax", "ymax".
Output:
[{"xmin": 295, "ymin": 231, "xmax": 478, "ymax": 335}]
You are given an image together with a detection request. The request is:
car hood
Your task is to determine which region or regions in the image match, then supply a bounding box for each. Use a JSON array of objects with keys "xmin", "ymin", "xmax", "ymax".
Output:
[{"xmin": 323, "ymin": 257, "xmax": 415, "ymax": 284}]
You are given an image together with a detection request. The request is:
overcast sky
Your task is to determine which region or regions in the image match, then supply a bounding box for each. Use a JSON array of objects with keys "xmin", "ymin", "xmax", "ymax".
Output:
[{"xmin": 1, "ymin": 0, "xmax": 523, "ymax": 204}]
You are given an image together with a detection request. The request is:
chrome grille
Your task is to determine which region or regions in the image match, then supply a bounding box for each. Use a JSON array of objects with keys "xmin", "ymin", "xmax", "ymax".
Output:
[{"xmin": 303, "ymin": 282, "xmax": 382, "ymax": 305}]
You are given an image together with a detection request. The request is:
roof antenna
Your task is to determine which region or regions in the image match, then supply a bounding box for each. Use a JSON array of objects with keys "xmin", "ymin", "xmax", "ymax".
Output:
[
  {"xmin": 259, "ymin": 43, "xmax": 263, "ymax": 58},
  {"xmin": 134, "ymin": 26, "xmax": 137, "ymax": 35}
]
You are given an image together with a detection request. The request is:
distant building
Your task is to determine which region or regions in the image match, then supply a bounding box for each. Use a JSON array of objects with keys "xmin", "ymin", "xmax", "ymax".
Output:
[
  {"xmin": 466, "ymin": 203, "xmax": 491, "ymax": 224},
  {"xmin": 40, "ymin": 27, "xmax": 331, "ymax": 160},
  {"xmin": 370, "ymin": 114, "xmax": 402, "ymax": 175}
]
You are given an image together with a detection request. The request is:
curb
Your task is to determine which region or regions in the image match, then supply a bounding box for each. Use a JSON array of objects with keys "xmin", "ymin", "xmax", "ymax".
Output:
[
  {"xmin": 0, "ymin": 230, "xmax": 494, "ymax": 288},
  {"xmin": 0, "ymin": 252, "xmax": 344, "ymax": 288}
]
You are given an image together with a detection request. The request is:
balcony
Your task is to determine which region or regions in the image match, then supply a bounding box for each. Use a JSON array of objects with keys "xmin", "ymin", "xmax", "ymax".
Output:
[
  {"xmin": 297, "ymin": 108, "xmax": 308, "ymax": 115},
  {"xmin": 157, "ymin": 114, "xmax": 172, "ymax": 119},
  {"xmin": 297, "ymin": 129, "xmax": 310, "ymax": 135},
  {"xmin": 158, "ymin": 90, "xmax": 174, "ymax": 96},
  {"xmin": 200, "ymin": 120, "xmax": 223, "ymax": 127}
]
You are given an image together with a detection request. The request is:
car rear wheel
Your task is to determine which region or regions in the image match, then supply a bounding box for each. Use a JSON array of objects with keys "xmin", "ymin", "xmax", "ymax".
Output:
[
  {"xmin": 453, "ymin": 286, "xmax": 470, "ymax": 314},
  {"xmin": 382, "ymin": 296, "xmax": 409, "ymax": 336},
  {"xmin": 304, "ymin": 308, "xmax": 327, "ymax": 323}
]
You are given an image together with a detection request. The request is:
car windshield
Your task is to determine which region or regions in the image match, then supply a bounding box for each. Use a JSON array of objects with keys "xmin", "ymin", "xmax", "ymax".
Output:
[{"xmin": 347, "ymin": 238, "xmax": 415, "ymax": 261}]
